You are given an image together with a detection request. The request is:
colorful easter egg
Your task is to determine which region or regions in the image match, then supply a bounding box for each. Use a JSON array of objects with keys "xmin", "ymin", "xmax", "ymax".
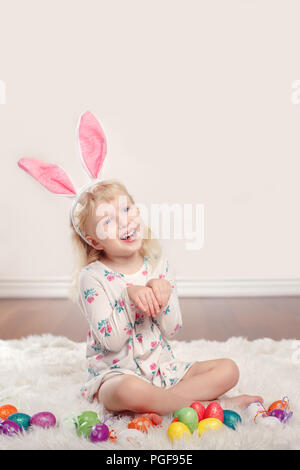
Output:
[
  {"xmin": 173, "ymin": 407, "xmax": 198, "ymax": 433},
  {"xmin": 8, "ymin": 412, "xmax": 31, "ymax": 431},
  {"xmin": 0, "ymin": 419, "xmax": 22, "ymax": 436},
  {"xmin": 268, "ymin": 409, "xmax": 285, "ymax": 422},
  {"xmin": 203, "ymin": 402, "xmax": 224, "ymax": 422},
  {"xmin": 190, "ymin": 402, "xmax": 205, "ymax": 422},
  {"xmin": 75, "ymin": 411, "xmax": 100, "ymax": 438},
  {"xmin": 77, "ymin": 410, "xmax": 99, "ymax": 426},
  {"xmin": 223, "ymin": 410, "xmax": 242, "ymax": 430},
  {"xmin": 168, "ymin": 422, "xmax": 191, "ymax": 441},
  {"xmin": 268, "ymin": 399, "xmax": 290, "ymax": 413},
  {"xmin": 0, "ymin": 404, "xmax": 18, "ymax": 421},
  {"xmin": 245, "ymin": 401, "xmax": 267, "ymax": 422},
  {"xmin": 128, "ymin": 416, "xmax": 153, "ymax": 433},
  {"xmin": 89, "ymin": 423, "xmax": 110, "ymax": 442},
  {"xmin": 198, "ymin": 418, "xmax": 223, "ymax": 437},
  {"xmin": 30, "ymin": 411, "xmax": 56, "ymax": 428}
]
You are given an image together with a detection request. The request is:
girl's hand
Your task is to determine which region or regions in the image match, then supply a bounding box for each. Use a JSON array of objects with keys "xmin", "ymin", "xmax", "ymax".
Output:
[
  {"xmin": 146, "ymin": 278, "xmax": 171, "ymax": 310},
  {"xmin": 126, "ymin": 285, "xmax": 161, "ymax": 317}
]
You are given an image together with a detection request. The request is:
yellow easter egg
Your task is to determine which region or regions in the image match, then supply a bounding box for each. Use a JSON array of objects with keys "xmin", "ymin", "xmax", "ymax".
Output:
[
  {"xmin": 198, "ymin": 418, "xmax": 222, "ymax": 436},
  {"xmin": 168, "ymin": 422, "xmax": 191, "ymax": 441}
]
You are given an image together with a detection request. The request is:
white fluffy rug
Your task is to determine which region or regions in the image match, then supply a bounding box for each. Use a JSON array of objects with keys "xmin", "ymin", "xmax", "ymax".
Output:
[{"xmin": 0, "ymin": 334, "xmax": 300, "ymax": 450}]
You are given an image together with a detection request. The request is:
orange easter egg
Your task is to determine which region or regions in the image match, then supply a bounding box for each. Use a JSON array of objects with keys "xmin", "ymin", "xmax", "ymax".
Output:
[
  {"xmin": 128, "ymin": 416, "xmax": 153, "ymax": 433},
  {"xmin": 268, "ymin": 399, "xmax": 290, "ymax": 413},
  {"xmin": 0, "ymin": 404, "xmax": 18, "ymax": 420}
]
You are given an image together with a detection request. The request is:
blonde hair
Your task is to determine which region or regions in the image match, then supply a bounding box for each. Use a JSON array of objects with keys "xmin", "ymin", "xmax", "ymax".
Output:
[{"xmin": 68, "ymin": 179, "xmax": 162, "ymax": 302}]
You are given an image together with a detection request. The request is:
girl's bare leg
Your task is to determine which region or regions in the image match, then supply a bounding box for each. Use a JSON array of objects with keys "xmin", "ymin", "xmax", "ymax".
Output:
[
  {"xmin": 97, "ymin": 359, "xmax": 263, "ymax": 416},
  {"xmin": 171, "ymin": 358, "xmax": 263, "ymax": 408},
  {"xmin": 97, "ymin": 375, "xmax": 192, "ymax": 416}
]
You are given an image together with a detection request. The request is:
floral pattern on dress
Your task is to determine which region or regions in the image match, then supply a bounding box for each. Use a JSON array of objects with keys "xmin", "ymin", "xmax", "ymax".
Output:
[
  {"xmin": 110, "ymin": 363, "xmax": 121, "ymax": 369},
  {"xmin": 114, "ymin": 297, "xmax": 125, "ymax": 313},
  {"xmin": 124, "ymin": 322, "xmax": 134, "ymax": 336},
  {"xmin": 88, "ymin": 366, "xmax": 100, "ymax": 377},
  {"xmin": 136, "ymin": 333, "xmax": 143, "ymax": 343},
  {"xmin": 97, "ymin": 318, "xmax": 112, "ymax": 337},
  {"xmin": 169, "ymin": 377, "xmax": 177, "ymax": 386},
  {"xmin": 84, "ymin": 288, "xmax": 99, "ymax": 303},
  {"xmin": 162, "ymin": 305, "xmax": 170, "ymax": 316},
  {"xmin": 134, "ymin": 312, "xmax": 145, "ymax": 326},
  {"xmin": 104, "ymin": 269, "xmax": 124, "ymax": 281}
]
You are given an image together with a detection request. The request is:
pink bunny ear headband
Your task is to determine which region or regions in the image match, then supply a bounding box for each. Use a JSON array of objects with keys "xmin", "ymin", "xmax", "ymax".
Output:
[{"xmin": 17, "ymin": 110, "xmax": 107, "ymax": 247}]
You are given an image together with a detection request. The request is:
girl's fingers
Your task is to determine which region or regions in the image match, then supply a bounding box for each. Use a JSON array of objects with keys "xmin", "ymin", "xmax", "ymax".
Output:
[
  {"xmin": 146, "ymin": 290, "xmax": 160, "ymax": 316},
  {"xmin": 145, "ymin": 291, "xmax": 155, "ymax": 316},
  {"xmin": 150, "ymin": 290, "xmax": 161, "ymax": 315},
  {"xmin": 136, "ymin": 295, "xmax": 149, "ymax": 315},
  {"xmin": 152, "ymin": 286, "xmax": 163, "ymax": 308}
]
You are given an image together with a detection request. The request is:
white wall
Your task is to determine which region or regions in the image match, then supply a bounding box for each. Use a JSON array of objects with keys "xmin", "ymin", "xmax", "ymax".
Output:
[{"xmin": 1, "ymin": 0, "xmax": 300, "ymax": 296}]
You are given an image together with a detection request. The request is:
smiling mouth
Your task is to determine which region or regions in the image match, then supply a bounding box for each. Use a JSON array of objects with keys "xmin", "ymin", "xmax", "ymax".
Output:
[{"xmin": 119, "ymin": 226, "xmax": 139, "ymax": 241}]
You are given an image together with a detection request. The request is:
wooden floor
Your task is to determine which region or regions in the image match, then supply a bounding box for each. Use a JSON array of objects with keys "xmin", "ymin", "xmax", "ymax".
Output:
[{"xmin": 0, "ymin": 296, "xmax": 299, "ymax": 342}]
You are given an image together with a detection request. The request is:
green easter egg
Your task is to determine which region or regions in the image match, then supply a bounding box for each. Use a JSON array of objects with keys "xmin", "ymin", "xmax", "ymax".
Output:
[
  {"xmin": 173, "ymin": 407, "xmax": 198, "ymax": 433},
  {"xmin": 77, "ymin": 411, "xmax": 99, "ymax": 426},
  {"xmin": 223, "ymin": 410, "xmax": 242, "ymax": 430},
  {"xmin": 8, "ymin": 412, "xmax": 31, "ymax": 431},
  {"xmin": 76, "ymin": 411, "xmax": 100, "ymax": 438}
]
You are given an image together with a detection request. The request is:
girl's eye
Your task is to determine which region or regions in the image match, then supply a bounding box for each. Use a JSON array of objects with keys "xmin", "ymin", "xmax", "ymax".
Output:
[
  {"xmin": 124, "ymin": 206, "xmax": 130, "ymax": 213},
  {"xmin": 104, "ymin": 217, "xmax": 111, "ymax": 225}
]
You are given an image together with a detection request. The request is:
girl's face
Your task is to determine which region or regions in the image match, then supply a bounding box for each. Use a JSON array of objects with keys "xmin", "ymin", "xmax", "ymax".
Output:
[{"xmin": 85, "ymin": 192, "xmax": 144, "ymax": 256}]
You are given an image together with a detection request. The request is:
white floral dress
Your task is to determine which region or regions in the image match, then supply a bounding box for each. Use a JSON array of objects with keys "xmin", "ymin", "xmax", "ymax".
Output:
[{"xmin": 77, "ymin": 254, "xmax": 195, "ymax": 403}]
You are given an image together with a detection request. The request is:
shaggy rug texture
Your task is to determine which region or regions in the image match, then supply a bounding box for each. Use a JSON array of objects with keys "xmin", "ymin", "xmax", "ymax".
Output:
[{"xmin": 0, "ymin": 334, "xmax": 299, "ymax": 450}]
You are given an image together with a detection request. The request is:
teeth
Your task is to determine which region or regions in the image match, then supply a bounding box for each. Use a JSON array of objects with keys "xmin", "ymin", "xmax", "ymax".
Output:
[{"xmin": 121, "ymin": 229, "xmax": 136, "ymax": 240}]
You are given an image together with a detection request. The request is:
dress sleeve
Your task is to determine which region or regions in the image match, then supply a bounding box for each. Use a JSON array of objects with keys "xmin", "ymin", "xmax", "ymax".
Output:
[
  {"xmin": 153, "ymin": 257, "xmax": 183, "ymax": 340},
  {"xmin": 78, "ymin": 269, "xmax": 135, "ymax": 353}
]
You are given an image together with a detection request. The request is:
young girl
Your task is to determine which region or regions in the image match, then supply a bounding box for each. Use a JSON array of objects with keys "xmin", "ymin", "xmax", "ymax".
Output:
[
  {"xmin": 18, "ymin": 110, "xmax": 262, "ymax": 418},
  {"xmin": 70, "ymin": 179, "xmax": 263, "ymax": 416}
]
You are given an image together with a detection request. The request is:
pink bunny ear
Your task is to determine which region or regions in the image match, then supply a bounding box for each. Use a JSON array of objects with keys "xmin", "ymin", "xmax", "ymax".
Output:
[
  {"xmin": 18, "ymin": 157, "xmax": 77, "ymax": 196},
  {"xmin": 78, "ymin": 110, "xmax": 107, "ymax": 179}
]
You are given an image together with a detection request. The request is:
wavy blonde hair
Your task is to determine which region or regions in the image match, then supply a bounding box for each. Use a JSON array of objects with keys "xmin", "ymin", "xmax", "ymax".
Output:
[{"xmin": 68, "ymin": 179, "xmax": 162, "ymax": 302}]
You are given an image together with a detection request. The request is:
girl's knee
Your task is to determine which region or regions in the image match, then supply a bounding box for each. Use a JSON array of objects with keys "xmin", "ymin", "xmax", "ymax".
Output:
[
  {"xmin": 112, "ymin": 375, "xmax": 149, "ymax": 411},
  {"xmin": 219, "ymin": 358, "xmax": 239, "ymax": 389}
]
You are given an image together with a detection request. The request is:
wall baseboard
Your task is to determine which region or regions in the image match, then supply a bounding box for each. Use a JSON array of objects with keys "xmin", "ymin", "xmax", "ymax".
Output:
[{"xmin": 0, "ymin": 277, "xmax": 299, "ymax": 298}]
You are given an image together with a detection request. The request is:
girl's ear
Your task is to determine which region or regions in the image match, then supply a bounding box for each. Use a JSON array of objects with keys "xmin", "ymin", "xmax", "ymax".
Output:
[
  {"xmin": 18, "ymin": 157, "xmax": 77, "ymax": 196},
  {"xmin": 85, "ymin": 234, "xmax": 103, "ymax": 250},
  {"xmin": 78, "ymin": 110, "xmax": 107, "ymax": 180}
]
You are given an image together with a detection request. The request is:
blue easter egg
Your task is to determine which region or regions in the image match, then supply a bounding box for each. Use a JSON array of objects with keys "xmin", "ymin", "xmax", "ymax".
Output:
[
  {"xmin": 8, "ymin": 412, "xmax": 31, "ymax": 431},
  {"xmin": 223, "ymin": 410, "xmax": 242, "ymax": 430}
]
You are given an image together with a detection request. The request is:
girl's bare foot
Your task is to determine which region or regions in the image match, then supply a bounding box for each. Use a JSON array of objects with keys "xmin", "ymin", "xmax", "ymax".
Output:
[
  {"xmin": 137, "ymin": 412, "xmax": 162, "ymax": 425},
  {"xmin": 219, "ymin": 394, "xmax": 264, "ymax": 410}
]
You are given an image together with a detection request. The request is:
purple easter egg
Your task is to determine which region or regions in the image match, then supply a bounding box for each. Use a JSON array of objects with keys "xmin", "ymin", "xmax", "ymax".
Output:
[
  {"xmin": 89, "ymin": 423, "xmax": 109, "ymax": 443},
  {"xmin": 0, "ymin": 419, "xmax": 22, "ymax": 436},
  {"xmin": 268, "ymin": 409, "xmax": 285, "ymax": 422},
  {"xmin": 30, "ymin": 412, "xmax": 56, "ymax": 428}
]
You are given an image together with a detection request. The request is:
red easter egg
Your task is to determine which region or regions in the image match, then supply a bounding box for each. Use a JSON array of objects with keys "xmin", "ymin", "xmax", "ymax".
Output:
[
  {"xmin": 171, "ymin": 417, "xmax": 179, "ymax": 423},
  {"xmin": 190, "ymin": 402, "xmax": 205, "ymax": 422},
  {"xmin": 204, "ymin": 402, "xmax": 224, "ymax": 422}
]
